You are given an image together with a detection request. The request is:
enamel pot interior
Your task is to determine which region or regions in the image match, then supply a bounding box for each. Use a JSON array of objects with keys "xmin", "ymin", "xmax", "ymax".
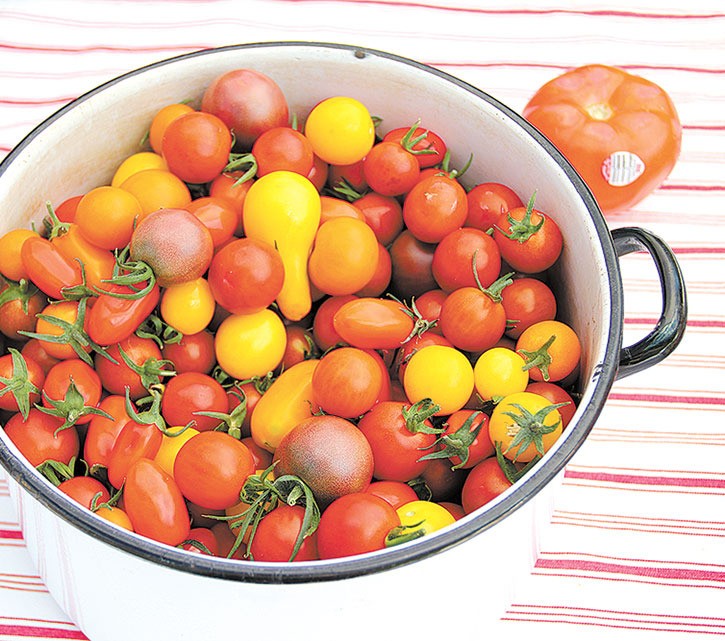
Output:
[{"xmin": 0, "ymin": 42, "xmax": 621, "ymax": 583}]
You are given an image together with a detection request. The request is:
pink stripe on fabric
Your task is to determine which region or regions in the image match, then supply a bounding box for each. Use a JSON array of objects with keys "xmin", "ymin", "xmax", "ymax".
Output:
[
  {"xmin": 0, "ymin": 530, "xmax": 22, "ymax": 540},
  {"xmin": 564, "ymin": 469, "xmax": 725, "ymax": 488},
  {"xmin": 536, "ymin": 557, "xmax": 725, "ymax": 584}
]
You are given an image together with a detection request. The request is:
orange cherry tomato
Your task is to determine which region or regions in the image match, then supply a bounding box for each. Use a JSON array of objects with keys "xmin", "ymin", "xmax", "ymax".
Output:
[{"xmin": 523, "ymin": 64, "xmax": 681, "ymax": 215}]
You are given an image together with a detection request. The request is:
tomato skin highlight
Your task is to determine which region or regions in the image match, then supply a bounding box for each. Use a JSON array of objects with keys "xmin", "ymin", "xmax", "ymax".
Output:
[
  {"xmin": 333, "ymin": 297, "xmax": 415, "ymax": 350},
  {"xmin": 20, "ymin": 236, "xmax": 83, "ymax": 300},
  {"xmin": 86, "ymin": 284, "xmax": 161, "ymax": 346},
  {"xmin": 124, "ymin": 458, "xmax": 190, "ymax": 547}
]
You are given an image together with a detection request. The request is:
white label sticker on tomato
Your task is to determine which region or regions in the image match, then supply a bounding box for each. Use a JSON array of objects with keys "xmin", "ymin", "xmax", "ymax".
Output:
[{"xmin": 601, "ymin": 151, "xmax": 645, "ymax": 187}]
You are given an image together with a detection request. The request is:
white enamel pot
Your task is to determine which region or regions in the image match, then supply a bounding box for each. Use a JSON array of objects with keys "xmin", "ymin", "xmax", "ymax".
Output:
[{"xmin": 0, "ymin": 43, "xmax": 686, "ymax": 640}]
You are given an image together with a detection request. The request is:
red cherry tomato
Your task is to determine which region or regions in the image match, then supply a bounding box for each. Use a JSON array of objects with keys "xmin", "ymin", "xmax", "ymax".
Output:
[
  {"xmin": 249, "ymin": 504, "xmax": 319, "ymax": 562},
  {"xmin": 252, "ymin": 126, "xmax": 314, "ymax": 177},
  {"xmin": 174, "ymin": 431, "xmax": 255, "ymax": 510},
  {"xmin": 466, "ymin": 182, "xmax": 523, "ymax": 232},
  {"xmin": 162, "ymin": 111, "xmax": 233, "ymax": 184},
  {"xmin": 316, "ymin": 492, "xmax": 400, "ymax": 560},
  {"xmin": 3, "ymin": 408, "xmax": 79, "ymax": 467},
  {"xmin": 382, "ymin": 125, "xmax": 447, "ymax": 169},
  {"xmin": 431, "ymin": 227, "xmax": 501, "ymax": 292},
  {"xmin": 362, "ymin": 141, "xmax": 420, "ymax": 197},
  {"xmin": 492, "ymin": 201, "xmax": 563, "ymax": 274},
  {"xmin": 461, "ymin": 457, "xmax": 513, "ymax": 514},
  {"xmin": 58, "ymin": 476, "xmax": 111, "ymax": 510},
  {"xmin": 160, "ymin": 372, "xmax": 229, "ymax": 433},
  {"xmin": 207, "ymin": 237, "xmax": 284, "ymax": 315},
  {"xmin": 403, "ymin": 174, "xmax": 468, "ymax": 243}
]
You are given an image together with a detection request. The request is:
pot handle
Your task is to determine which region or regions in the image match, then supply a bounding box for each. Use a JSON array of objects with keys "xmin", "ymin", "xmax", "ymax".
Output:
[{"xmin": 611, "ymin": 227, "xmax": 687, "ymax": 380}]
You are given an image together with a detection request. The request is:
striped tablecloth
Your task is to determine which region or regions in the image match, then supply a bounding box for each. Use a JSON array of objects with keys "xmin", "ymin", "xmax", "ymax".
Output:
[{"xmin": 1, "ymin": 1, "xmax": 723, "ymax": 638}]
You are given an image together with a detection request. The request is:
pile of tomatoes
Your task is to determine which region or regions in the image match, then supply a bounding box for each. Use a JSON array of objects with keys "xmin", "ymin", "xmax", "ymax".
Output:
[{"xmin": 0, "ymin": 67, "xmax": 581, "ymax": 562}]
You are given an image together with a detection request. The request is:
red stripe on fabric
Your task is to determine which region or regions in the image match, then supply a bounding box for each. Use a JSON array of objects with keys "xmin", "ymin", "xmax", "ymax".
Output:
[
  {"xmin": 564, "ymin": 469, "xmax": 725, "ymax": 488},
  {"xmin": 608, "ymin": 392, "xmax": 725, "ymax": 405},
  {"xmin": 0, "ymin": 624, "xmax": 86, "ymax": 639},
  {"xmin": 535, "ymin": 557, "xmax": 725, "ymax": 583},
  {"xmin": 0, "ymin": 529, "xmax": 22, "ymax": 540},
  {"xmin": 276, "ymin": 0, "xmax": 725, "ymax": 20}
]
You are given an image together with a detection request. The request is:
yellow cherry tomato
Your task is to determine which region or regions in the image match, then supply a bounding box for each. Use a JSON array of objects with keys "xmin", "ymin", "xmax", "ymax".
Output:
[
  {"xmin": 94, "ymin": 505, "xmax": 134, "ymax": 531},
  {"xmin": 154, "ymin": 426, "xmax": 200, "ymax": 478},
  {"xmin": 251, "ymin": 358, "xmax": 318, "ymax": 452},
  {"xmin": 111, "ymin": 152, "xmax": 168, "ymax": 188},
  {"xmin": 214, "ymin": 309, "xmax": 287, "ymax": 380},
  {"xmin": 396, "ymin": 500, "xmax": 455, "ymax": 537},
  {"xmin": 403, "ymin": 345, "xmax": 474, "ymax": 416},
  {"xmin": 160, "ymin": 277, "xmax": 215, "ymax": 335},
  {"xmin": 473, "ymin": 347, "xmax": 529, "ymax": 402},
  {"xmin": 489, "ymin": 391, "xmax": 564, "ymax": 463},
  {"xmin": 304, "ymin": 96, "xmax": 375, "ymax": 165},
  {"xmin": 120, "ymin": 168, "xmax": 191, "ymax": 219}
]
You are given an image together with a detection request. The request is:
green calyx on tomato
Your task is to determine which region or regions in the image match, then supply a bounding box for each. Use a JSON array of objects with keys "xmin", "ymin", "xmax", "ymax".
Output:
[
  {"xmin": 123, "ymin": 385, "xmax": 191, "ymax": 438},
  {"xmin": 494, "ymin": 442, "xmax": 541, "ymax": 485},
  {"xmin": 19, "ymin": 297, "xmax": 113, "ymax": 367},
  {"xmin": 388, "ymin": 294, "xmax": 439, "ymax": 344},
  {"xmin": 518, "ymin": 333, "xmax": 557, "ymax": 382},
  {"xmin": 223, "ymin": 151, "xmax": 258, "ymax": 186},
  {"xmin": 195, "ymin": 386, "xmax": 249, "ymax": 439},
  {"xmin": 471, "ymin": 259, "xmax": 514, "ymax": 305},
  {"xmin": 226, "ymin": 466, "xmax": 320, "ymax": 562},
  {"xmin": 501, "ymin": 401, "xmax": 568, "ymax": 462},
  {"xmin": 0, "ymin": 348, "xmax": 40, "ymax": 419},
  {"xmin": 134, "ymin": 312, "xmax": 183, "ymax": 349},
  {"xmin": 37, "ymin": 379, "xmax": 113, "ymax": 434},
  {"xmin": 0, "ymin": 278, "xmax": 40, "ymax": 314},
  {"xmin": 35, "ymin": 457, "xmax": 78, "ymax": 487},
  {"xmin": 417, "ymin": 410, "xmax": 486, "ymax": 470},
  {"xmin": 118, "ymin": 344, "xmax": 176, "ymax": 392},
  {"xmin": 399, "ymin": 119, "xmax": 439, "ymax": 157},
  {"xmin": 100, "ymin": 245, "xmax": 156, "ymax": 300},
  {"xmin": 494, "ymin": 192, "xmax": 543, "ymax": 243},
  {"xmin": 401, "ymin": 398, "xmax": 443, "ymax": 435}
]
